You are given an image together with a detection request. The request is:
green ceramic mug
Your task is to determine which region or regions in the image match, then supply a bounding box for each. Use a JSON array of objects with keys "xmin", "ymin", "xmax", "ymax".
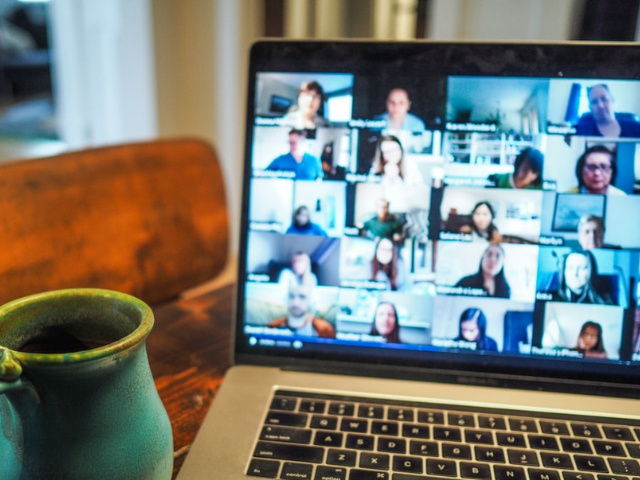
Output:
[{"xmin": 0, "ymin": 288, "xmax": 173, "ymax": 480}]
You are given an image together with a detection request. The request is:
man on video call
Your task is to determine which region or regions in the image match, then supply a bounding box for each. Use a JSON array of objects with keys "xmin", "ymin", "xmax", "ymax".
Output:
[
  {"xmin": 268, "ymin": 283, "xmax": 335, "ymax": 338},
  {"xmin": 361, "ymin": 198, "xmax": 405, "ymax": 242},
  {"xmin": 375, "ymin": 88, "xmax": 426, "ymax": 131},
  {"xmin": 266, "ymin": 129, "xmax": 324, "ymax": 180}
]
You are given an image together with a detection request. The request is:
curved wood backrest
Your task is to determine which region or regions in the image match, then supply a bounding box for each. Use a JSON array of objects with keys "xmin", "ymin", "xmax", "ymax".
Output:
[{"xmin": 0, "ymin": 138, "xmax": 229, "ymax": 305}]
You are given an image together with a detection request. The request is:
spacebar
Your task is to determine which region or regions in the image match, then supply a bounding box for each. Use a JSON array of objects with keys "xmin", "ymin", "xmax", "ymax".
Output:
[
  {"xmin": 393, "ymin": 475, "xmax": 458, "ymax": 480},
  {"xmin": 253, "ymin": 441, "xmax": 324, "ymax": 463}
]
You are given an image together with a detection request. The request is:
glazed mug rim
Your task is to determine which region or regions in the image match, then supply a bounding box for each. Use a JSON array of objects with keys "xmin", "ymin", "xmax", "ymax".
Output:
[{"xmin": 0, "ymin": 288, "xmax": 153, "ymax": 365}]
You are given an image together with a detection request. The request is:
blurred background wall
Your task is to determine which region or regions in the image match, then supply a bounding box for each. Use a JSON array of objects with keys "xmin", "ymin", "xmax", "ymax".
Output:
[{"xmin": 1, "ymin": 0, "xmax": 639, "ymax": 255}]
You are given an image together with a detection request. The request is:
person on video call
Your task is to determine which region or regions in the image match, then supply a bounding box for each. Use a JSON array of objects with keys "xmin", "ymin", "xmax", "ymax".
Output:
[
  {"xmin": 266, "ymin": 129, "xmax": 324, "ymax": 180},
  {"xmin": 552, "ymin": 250, "xmax": 613, "ymax": 304},
  {"xmin": 369, "ymin": 301, "xmax": 402, "ymax": 343},
  {"xmin": 566, "ymin": 145, "xmax": 624, "ymax": 195},
  {"xmin": 371, "ymin": 237, "xmax": 406, "ymax": 291},
  {"xmin": 374, "ymin": 88, "xmax": 426, "ymax": 131},
  {"xmin": 459, "ymin": 201, "xmax": 502, "ymax": 243},
  {"xmin": 283, "ymin": 81, "xmax": 330, "ymax": 130},
  {"xmin": 577, "ymin": 214, "xmax": 605, "ymax": 250},
  {"xmin": 575, "ymin": 84, "xmax": 640, "ymax": 138},
  {"xmin": 268, "ymin": 283, "xmax": 335, "ymax": 338},
  {"xmin": 277, "ymin": 251, "xmax": 318, "ymax": 288},
  {"xmin": 369, "ymin": 135, "xmax": 405, "ymax": 185},
  {"xmin": 455, "ymin": 244, "xmax": 511, "ymax": 298},
  {"xmin": 572, "ymin": 321, "xmax": 608, "ymax": 359},
  {"xmin": 286, "ymin": 205, "xmax": 327, "ymax": 236},
  {"xmin": 361, "ymin": 198, "xmax": 405, "ymax": 242},
  {"xmin": 489, "ymin": 147, "xmax": 544, "ymax": 189},
  {"xmin": 455, "ymin": 308, "xmax": 498, "ymax": 352}
]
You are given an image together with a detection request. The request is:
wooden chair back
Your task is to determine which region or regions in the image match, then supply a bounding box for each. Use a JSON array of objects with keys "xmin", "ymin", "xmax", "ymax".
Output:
[{"xmin": 0, "ymin": 138, "xmax": 229, "ymax": 305}]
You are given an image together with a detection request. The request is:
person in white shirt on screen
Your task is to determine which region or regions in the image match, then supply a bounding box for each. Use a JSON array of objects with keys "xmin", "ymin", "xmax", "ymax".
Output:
[
  {"xmin": 283, "ymin": 81, "xmax": 330, "ymax": 130},
  {"xmin": 375, "ymin": 88, "xmax": 426, "ymax": 131},
  {"xmin": 277, "ymin": 251, "xmax": 318, "ymax": 287}
]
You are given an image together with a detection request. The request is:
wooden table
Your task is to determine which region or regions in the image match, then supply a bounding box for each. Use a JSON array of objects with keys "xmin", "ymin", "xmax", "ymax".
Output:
[{"xmin": 147, "ymin": 282, "xmax": 235, "ymax": 479}]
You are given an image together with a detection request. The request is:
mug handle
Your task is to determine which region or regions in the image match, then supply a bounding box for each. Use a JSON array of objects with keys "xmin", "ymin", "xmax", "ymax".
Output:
[{"xmin": 0, "ymin": 348, "xmax": 23, "ymax": 395}]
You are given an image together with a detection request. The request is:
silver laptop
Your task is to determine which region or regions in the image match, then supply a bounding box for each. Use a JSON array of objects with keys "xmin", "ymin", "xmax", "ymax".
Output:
[{"xmin": 177, "ymin": 40, "xmax": 640, "ymax": 480}]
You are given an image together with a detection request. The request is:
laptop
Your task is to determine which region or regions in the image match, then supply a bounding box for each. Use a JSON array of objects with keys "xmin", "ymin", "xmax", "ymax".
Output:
[{"xmin": 177, "ymin": 40, "xmax": 640, "ymax": 480}]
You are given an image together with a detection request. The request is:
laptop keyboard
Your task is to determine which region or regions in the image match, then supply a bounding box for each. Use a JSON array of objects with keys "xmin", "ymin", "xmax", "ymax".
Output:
[{"xmin": 246, "ymin": 390, "xmax": 640, "ymax": 480}]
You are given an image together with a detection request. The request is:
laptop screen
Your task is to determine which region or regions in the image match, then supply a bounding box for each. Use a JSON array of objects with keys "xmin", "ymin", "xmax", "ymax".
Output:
[{"xmin": 236, "ymin": 41, "xmax": 640, "ymax": 391}]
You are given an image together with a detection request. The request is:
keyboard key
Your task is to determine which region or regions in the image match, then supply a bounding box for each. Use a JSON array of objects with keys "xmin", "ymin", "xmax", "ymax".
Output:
[
  {"xmin": 427, "ymin": 458, "xmax": 457, "ymax": 477},
  {"xmin": 326, "ymin": 449, "xmax": 356, "ymax": 467},
  {"xmin": 410, "ymin": 440, "xmax": 439, "ymax": 456},
  {"xmin": 347, "ymin": 470, "xmax": 389, "ymax": 480},
  {"xmin": 313, "ymin": 431, "xmax": 343, "ymax": 448},
  {"xmin": 609, "ymin": 459, "xmax": 640, "ymax": 475},
  {"xmin": 494, "ymin": 465, "xmax": 526, "ymax": 480},
  {"xmin": 418, "ymin": 410, "xmax": 445, "ymax": 425},
  {"xmin": 635, "ymin": 429, "xmax": 640, "ymax": 441},
  {"xmin": 253, "ymin": 442, "xmax": 324, "ymax": 463},
  {"xmin": 460, "ymin": 461, "xmax": 492, "ymax": 479},
  {"xmin": 340, "ymin": 418, "xmax": 368, "ymax": 433},
  {"xmin": 314, "ymin": 466, "xmax": 346, "ymax": 480},
  {"xmin": 529, "ymin": 468, "xmax": 561, "ymax": 480},
  {"xmin": 541, "ymin": 452, "xmax": 574, "ymax": 470},
  {"xmin": 449, "ymin": 413, "xmax": 475, "ymax": 427},
  {"xmin": 627, "ymin": 443, "xmax": 640, "ymax": 458},
  {"xmin": 393, "ymin": 455, "xmax": 424, "ymax": 474},
  {"xmin": 270, "ymin": 397, "xmax": 297, "ymax": 411},
  {"xmin": 442, "ymin": 442, "xmax": 472, "ymax": 459},
  {"xmin": 529, "ymin": 435, "xmax": 560, "ymax": 450},
  {"xmin": 378, "ymin": 437, "xmax": 406, "ymax": 453},
  {"xmin": 281, "ymin": 462, "xmax": 313, "ymax": 480},
  {"xmin": 300, "ymin": 400, "xmax": 326, "ymax": 414},
  {"xmin": 561, "ymin": 438, "xmax": 593, "ymax": 454},
  {"xmin": 434, "ymin": 426, "xmax": 462, "ymax": 442},
  {"xmin": 497, "ymin": 433, "xmax": 526, "ymax": 448},
  {"xmin": 328, "ymin": 402, "xmax": 354, "ymax": 416},
  {"xmin": 345, "ymin": 434, "xmax": 374, "ymax": 450},
  {"xmin": 465, "ymin": 429, "xmax": 494, "ymax": 445},
  {"xmin": 563, "ymin": 473, "xmax": 595, "ymax": 480},
  {"xmin": 541, "ymin": 421, "xmax": 570, "ymax": 436},
  {"xmin": 596, "ymin": 476, "xmax": 632, "ymax": 480},
  {"xmin": 604, "ymin": 427, "xmax": 635, "ymax": 441},
  {"xmin": 479, "ymin": 415, "xmax": 507, "ymax": 430},
  {"xmin": 509, "ymin": 418, "xmax": 538, "ymax": 433},
  {"xmin": 594, "ymin": 440, "xmax": 627, "ymax": 457},
  {"xmin": 575, "ymin": 455, "xmax": 608, "ymax": 472},
  {"xmin": 260, "ymin": 425, "xmax": 312, "ymax": 444},
  {"xmin": 475, "ymin": 446, "xmax": 506, "ymax": 463},
  {"xmin": 371, "ymin": 421, "xmax": 399, "ymax": 436},
  {"xmin": 265, "ymin": 411, "xmax": 308, "ymax": 428},
  {"xmin": 247, "ymin": 458, "xmax": 280, "ymax": 478},
  {"xmin": 389, "ymin": 408, "xmax": 415, "ymax": 422},
  {"xmin": 507, "ymin": 449, "xmax": 539, "ymax": 466},
  {"xmin": 402, "ymin": 424, "xmax": 430, "ymax": 439},
  {"xmin": 359, "ymin": 452, "xmax": 390, "ymax": 470},
  {"xmin": 358, "ymin": 405, "xmax": 384, "ymax": 419},
  {"xmin": 572, "ymin": 423, "xmax": 603, "ymax": 439},
  {"xmin": 310, "ymin": 416, "xmax": 338, "ymax": 430}
]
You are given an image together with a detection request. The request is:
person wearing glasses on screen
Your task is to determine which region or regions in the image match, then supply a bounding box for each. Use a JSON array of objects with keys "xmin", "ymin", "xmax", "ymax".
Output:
[
  {"xmin": 283, "ymin": 81, "xmax": 330, "ymax": 130},
  {"xmin": 374, "ymin": 88, "xmax": 426, "ymax": 132},
  {"xmin": 454, "ymin": 244, "xmax": 511, "ymax": 298},
  {"xmin": 369, "ymin": 302, "xmax": 402, "ymax": 344},
  {"xmin": 575, "ymin": 84, "xmax": 640, "ymax": 138},
  {"xmin": 552, "ymin": 250, "xmax": 613, "ymax": 305},
  {"xmin": 566, "ymin": 145, "xmax": 625, "ymax": 195}
]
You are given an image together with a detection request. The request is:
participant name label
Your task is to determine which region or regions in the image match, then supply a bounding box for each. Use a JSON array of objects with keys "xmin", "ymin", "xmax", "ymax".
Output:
[{"xmin": 446, "ymin": 122, "xmax": 497, "ymax": 133}]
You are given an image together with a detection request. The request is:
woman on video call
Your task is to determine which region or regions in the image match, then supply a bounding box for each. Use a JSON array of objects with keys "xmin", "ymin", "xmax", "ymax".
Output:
[
  {"xmin": 572, "ymin": 320, "xmax": 608, "ymax": 359},
  {"xmin": 552, "ymin": 250, "xmax": 613, "ymax": 304},
  {"xmin": 370, "ymin": 302, "xmax": 402, "ymax": 344},
  {"xmin": 455, "ymin": 244, "xmax": 511, "ymax": 298},
  {"xmin": 455, "ymin": 308, "xmax": 498, "ymax": 352},
  {"xmin": 369, "ymin": 135, "xmax": 405, "ymax": 185},
  {"xmin": 371, "ymin": 237, "xmax": 406, "ymax": 291},
  {"xmin": 460, "ymin": 201, "xmax": 502, "ymax": 243},
  {"xmin": 566, "ymin": 145, "xmax": 625, "ymax": 195}
]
